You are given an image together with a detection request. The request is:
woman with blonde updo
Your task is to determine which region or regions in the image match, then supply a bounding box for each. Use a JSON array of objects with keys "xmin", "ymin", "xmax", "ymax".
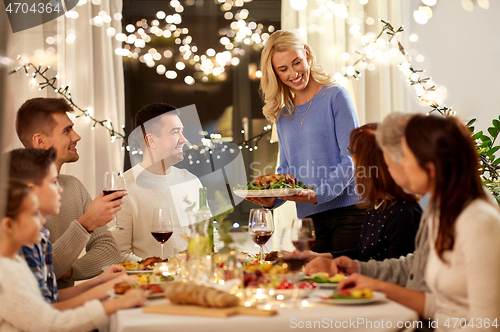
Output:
[{"xmin": 246, "ymin": 30, "xmax": 364, "ymax": 252}]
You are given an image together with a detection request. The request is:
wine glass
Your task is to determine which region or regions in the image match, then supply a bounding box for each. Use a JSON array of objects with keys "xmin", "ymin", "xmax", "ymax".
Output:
[
  {"xmin": 248, "ymin": 209, "xmax": 274, "ymax": 264},
  {"xmin": 152, "ymin": 208, "xmax": 174, "ymax": 260},
  {"xmin": 291, "ymin": 218, "xmax": 316, "ymax": 253},
  {"xmin": 280, "ymin": 218, "xmax": 316, "ymax": 307},
  {"xmin": 104, "ymin": 171, "xmax": 127, "ymax": 231}
]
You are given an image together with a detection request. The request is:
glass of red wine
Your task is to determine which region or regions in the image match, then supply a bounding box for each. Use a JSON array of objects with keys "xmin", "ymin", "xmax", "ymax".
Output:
[
  {"xmin": 248, "ymin": 209, "xmax": 274, "ymax": 264},
  {"xmin": 291, "ymin": 218, "xmax": 316, "ymax": 253},
  {"xmin": 104, "ymin": 171, "xmax": 126, "ymax": 231},
  {"xmin": 279, "ymin": 218, "xmax": 316, "ymax": 307},
  {"xmin": 152, "ymin": 208, "xmax": 174, "ymax": 260}
]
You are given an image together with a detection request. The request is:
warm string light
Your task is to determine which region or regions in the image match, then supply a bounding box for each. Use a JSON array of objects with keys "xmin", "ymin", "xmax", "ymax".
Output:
[
  {"xmin": 112, "ymin": 7, "xmax": 273, "ymax": 84},
  {"xmin": 181, "ymin": 125, "xmax": 273, "ymax": 165},
  {"xmin": 340, "ymin": 19, "xmax": 449, "ymax": 114},
  {"xmin": 58, "ymin": 0, "xmax": 270, "ymax": 85},
  {"xmin": 11, "ymin": 61, "xmax": 127, "ymax": 145}
]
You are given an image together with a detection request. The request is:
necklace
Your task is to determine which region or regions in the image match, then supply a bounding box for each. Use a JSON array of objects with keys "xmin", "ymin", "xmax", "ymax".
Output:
[
  {"xmin": 294, "ymin": 86, "xmax": 320, "ymax": 125},
  {"xmin": 374, "ymin": 199, "xmax": 386, "ymax": 210}
]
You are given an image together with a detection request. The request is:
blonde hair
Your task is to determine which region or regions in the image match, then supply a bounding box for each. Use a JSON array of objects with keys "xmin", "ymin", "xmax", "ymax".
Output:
[{"xmin": 259, "ymin": 30, "xmax": 335, "ymax": 122}]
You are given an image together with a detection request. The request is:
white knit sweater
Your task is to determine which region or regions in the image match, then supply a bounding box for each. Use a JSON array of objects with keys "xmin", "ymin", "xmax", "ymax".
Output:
[
  {"xmin": 0, "ymin": 256, "xmax": 108, "ymax": 332},
  {"xmin": 424, "ymin": 199, "xmax": 500, "ymax": 332},
  {"xmin": 111, "ymin": 164, "xmax": 203, "ymax": 262}
]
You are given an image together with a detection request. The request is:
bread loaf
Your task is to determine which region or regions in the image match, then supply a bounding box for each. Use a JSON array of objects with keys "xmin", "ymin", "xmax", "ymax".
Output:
[{"xmin": 164, "ymin": 282, "xmax": 239, "ymax": 308}]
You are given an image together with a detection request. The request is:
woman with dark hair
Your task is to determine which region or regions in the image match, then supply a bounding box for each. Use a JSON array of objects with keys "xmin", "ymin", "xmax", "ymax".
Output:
[
  {"xmin": 337, "ymin": 115, "xmax": 500, "ymax": 331},
  {"xmin": 334, "ymin": 123, "xmax": 421, "ymax": 261},
  {"xmin": 305, "ymin": 123, "xmax": 421, "ymax": 264}
]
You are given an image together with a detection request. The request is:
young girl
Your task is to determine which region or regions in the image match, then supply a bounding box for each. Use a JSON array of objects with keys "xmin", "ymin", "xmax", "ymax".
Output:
[
  {"xmin": 0, "ymin": 180, "xmax": 146, "ymax": 332},
  {"xmin": 247, "ymin": 30, "xmax": 364, "ymax": 253},
  {"xmin": 337, "ymin": 115, "xmax": 500, "ymax": 331}
]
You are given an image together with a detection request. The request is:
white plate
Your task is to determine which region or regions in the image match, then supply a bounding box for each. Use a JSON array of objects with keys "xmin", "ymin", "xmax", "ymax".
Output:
[
  {"xmin": 315, "ymin": 282, "xmax": 338, "ymax": 289},
  {"xmin": 273, "ymin": 288, "xmax": 312, "ymax": 298},
  {"xmin": 316, "ymin": 291, "xmax": 387, "ymax": 305},
  {"xmin": 147, "ymin": 292, "xmax": 165, "ymax": 298},
  {"xmin": 112, "ymin": 290, "xmax": 164, "ymax": 299},
  {"xmin": 101, "ymin": 265, "xmax": 154, "ymax": 274},
  {"xmin": 233, "ymin": 188, "xmax": 302, "ymax": 198},
  {"xmin": 248, "ymin": 287, "xmax": 312, "ymax": 299},
  {"xmin": 125, "ymin": 270, "xmax": 153, "ymax": 275}
]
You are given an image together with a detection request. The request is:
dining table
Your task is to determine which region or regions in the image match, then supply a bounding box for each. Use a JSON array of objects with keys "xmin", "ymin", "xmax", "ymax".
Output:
[{"xmin": 107, "ymin": 290, "xmax": 420, "ymax": 332}]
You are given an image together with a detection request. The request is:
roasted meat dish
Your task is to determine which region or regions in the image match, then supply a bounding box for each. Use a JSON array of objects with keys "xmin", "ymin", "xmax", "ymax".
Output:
[{"xmin": 252, "ymin": 174, "xmax": 297, "ymax": 187}]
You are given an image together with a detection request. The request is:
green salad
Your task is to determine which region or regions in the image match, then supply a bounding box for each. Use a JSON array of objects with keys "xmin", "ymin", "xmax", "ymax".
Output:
[{"xmin": 234, "ymin": 179, "xmax": 313, "ymax": 190}]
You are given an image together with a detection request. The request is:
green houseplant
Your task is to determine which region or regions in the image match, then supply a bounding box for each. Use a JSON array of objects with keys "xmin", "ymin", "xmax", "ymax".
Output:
[{"xmin": 467, "ymin": 117, "xmax": 500, "ymax": 205}]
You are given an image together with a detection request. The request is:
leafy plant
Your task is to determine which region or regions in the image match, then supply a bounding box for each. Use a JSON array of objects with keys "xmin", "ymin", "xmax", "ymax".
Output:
[{"xmin": 467, "ymin": 118, "xmax": 500, "ymax": 205}]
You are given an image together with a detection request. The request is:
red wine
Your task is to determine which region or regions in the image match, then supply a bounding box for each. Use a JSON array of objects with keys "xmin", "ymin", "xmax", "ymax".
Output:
[
  {"xmin": 308, "ymin": 239, "xmax": 316, "ymax": 250},
  {"xmin": 151, "ymin": 231, "xmax": 173, "ymax": 243},
  {"xmin": 292, "ymin": 240, "xmax": 310, "ymax": 252},
  {"xmin": 281, "ymin": 257, "xmax": 307, "ymax": 272},
  {"xmin": 252, "ymin": 230, "xmax": 273, "ymax": 246},
  {"xmin": 103, "ymin": 190, "xmax": 122, "ymax": 201}
]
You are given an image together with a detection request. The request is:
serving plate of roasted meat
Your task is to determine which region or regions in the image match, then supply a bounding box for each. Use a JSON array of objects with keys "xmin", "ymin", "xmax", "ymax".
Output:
[{"xmin": 233, "ymin": 174, "xmax": 311, "ymax": 198}]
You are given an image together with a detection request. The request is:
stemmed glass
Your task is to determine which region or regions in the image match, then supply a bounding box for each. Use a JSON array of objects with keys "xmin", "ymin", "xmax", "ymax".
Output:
[
  {"xmin": 291, "ymin": 218, "xmax": 316, "ymax": 253},
  {"xmin": 248, "ymin": 209, "xmax": 274, "ymax": 264},
  {"xmin": 280, "ymin": 218, "xmax": 316, "ymax": 307},
  {"xmin": 104, "ymin": 171, "xmax": 127, "ymax": 231},
  {"xmin": 151, "ymin": 208, "xmax": 174, "ymax": 260}
]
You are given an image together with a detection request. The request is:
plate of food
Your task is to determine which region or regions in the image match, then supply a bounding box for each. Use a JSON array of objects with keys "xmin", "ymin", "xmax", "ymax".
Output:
[
  {"xmin": 248, "ymin": 280, "xmax": 317, "ymax": 299},
  {"xmin": 303, "ymin": 272, "xmax": 345, "ymax": 289},
  {"xmin": 113, "ymin": 282, "xmax": 165, "ymax": 298},
  {"xmin": 130, "ymin": 272, "xmax": 174, "ymax": 284},
  {"xmin": 118, "ymin": 256, "xmax": 169, "ymax": 273},
  {"xmin": 317, "ymin": 289, "xmax": 387, "ymax": 305},
  {"xmin": 233, "ymin": 174, "xmax": 312, "ymax": 198}
]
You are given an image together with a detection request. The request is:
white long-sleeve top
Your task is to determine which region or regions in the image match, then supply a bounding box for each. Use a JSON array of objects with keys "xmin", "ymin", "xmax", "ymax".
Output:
[
  {"xmin": 111, "ymin": 164, "xmax": 203, "ymax": 262},
  {"xmin": 0, "ymin": 256, "xmax": 108, "ymax": 332},
  {"xmin": 424, "ymin": 199, "xmax": 500, "ymax": 331}
]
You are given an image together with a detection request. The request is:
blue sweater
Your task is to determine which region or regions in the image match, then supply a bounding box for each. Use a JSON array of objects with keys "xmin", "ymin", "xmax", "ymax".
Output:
[{"xmin": 274, "ymin": 85, "xmax": 360, "ymax": 218}]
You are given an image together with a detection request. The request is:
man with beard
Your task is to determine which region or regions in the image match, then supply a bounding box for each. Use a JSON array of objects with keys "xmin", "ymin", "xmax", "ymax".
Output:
[
  {"xmin": 111, "ymin": 103, "xmax": 204, "ymax": 262},
  {"xmin": 15, "ymin": 98, "xmax": 124, "ymax": 288}
]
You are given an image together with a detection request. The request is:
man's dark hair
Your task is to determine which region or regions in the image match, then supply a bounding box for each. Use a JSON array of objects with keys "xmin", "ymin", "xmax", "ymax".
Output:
[
  {"xmin": 16, "ymin": 98, "xmax": 73, "ymax": 148},
  {"xmin": 8, "ymin": 148, "xmax": 57, "ymax": 186},
  {"xmin": 134, "ymin": 103, "xmax": 179, "ymax": 147}
]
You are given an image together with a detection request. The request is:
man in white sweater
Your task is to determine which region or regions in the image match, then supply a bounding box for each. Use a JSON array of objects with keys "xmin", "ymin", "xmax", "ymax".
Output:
[
  {"xmin": 112, "ymin": 103, "xmax": 203, "ymax": 262},
  {"xmin": 16, "ymin": 97, "xmax": 124, "ymax": 288}
]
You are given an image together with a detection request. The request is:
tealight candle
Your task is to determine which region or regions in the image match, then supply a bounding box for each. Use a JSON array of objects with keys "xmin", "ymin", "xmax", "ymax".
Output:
[{"xmin": 153, "ymin": 262, "xmax": 173, "ymax": 276}]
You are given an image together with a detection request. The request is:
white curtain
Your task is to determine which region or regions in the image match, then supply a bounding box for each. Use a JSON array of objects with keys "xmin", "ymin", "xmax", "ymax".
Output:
[
  {"xmin": 273, "ymin": 0, "xmax": 411, "ymax": 244},
  {"xmin": 2, "ymin": 0, "xmax": 124, "ymax": 197}
]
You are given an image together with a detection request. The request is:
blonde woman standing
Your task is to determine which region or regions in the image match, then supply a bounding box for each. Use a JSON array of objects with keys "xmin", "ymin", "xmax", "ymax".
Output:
[{"xmin": 246, "ymin": 30, "xmax": 364, "ymax": 252}]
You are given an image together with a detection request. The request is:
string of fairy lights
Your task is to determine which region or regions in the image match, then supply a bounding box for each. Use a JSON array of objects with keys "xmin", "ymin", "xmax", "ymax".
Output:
[
  {"xmin": 89, "ymin": 0, "xmax": 273, "ymax": 85},
  {"xmin": 339, "ymin": 19, "xmax": 453, "ymax": 116},
  {"xmin": 9, "ymin": 60, "xmax": 273, "ymax": 161},
  {"xmin": 7, "ymin": 0, "xmax": 489, "ymax": 166},
  {"xmin": 9, "ymin": 18, "xmax": 454, "ymax": 161},
  {"xmin": 10, "ymin": 61, "xmax": 126, "ymax": 144}
]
